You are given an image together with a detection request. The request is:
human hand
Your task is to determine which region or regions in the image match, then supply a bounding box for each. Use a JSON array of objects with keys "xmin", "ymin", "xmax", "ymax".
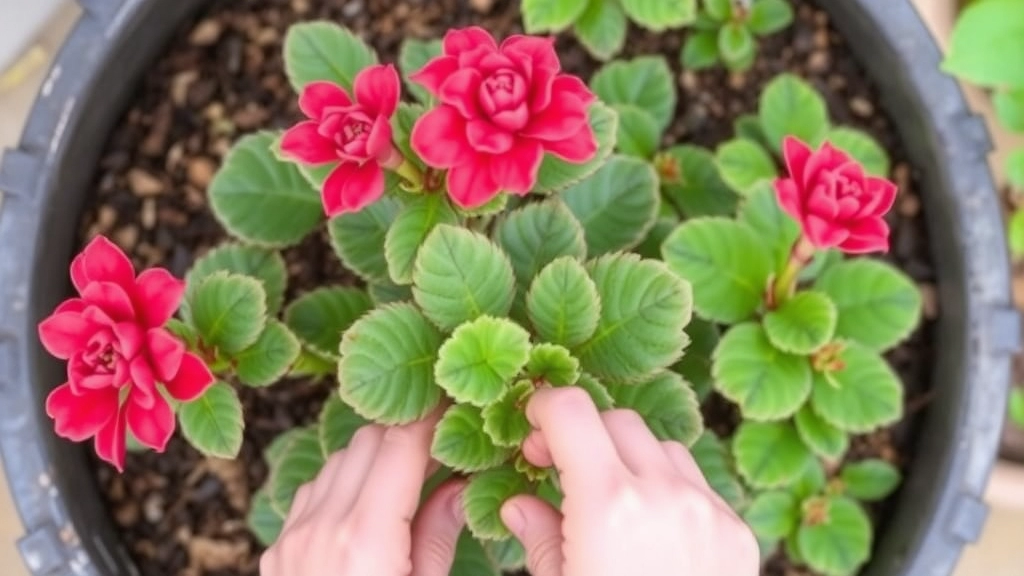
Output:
[
  {"xmin": 260, "ymin": 410, "xmax": 466, "ymax": 576},
  {"xmin": 502, "ymin": 387, "xmax": 760, "ymax": 576}
]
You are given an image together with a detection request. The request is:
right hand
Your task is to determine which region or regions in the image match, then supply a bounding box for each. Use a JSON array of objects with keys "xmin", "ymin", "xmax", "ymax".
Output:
[{"xmin": 501, "ymin": 387, "xmax": 760, "ymax": 576}]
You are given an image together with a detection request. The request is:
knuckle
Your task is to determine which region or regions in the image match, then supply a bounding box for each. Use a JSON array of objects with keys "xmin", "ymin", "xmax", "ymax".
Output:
[
  {"xmin": 546, "ymin": 386, "xmax": 594, "ymax": 413},
  {"xmin": 382, "ymin": 424, "xmax": 420, "ymax": 447},
  {"xmin": 350, "ymin": 423, "xmax": 383, "ymax": 446},
  {"xmin": 421, "ymin": 534, "xmax": 458, "ymax": 567},
  {"xmin": 527, "ymin": 535, "xmax": 564, "ymax": 574},
  {"xmin": 603, "ymin": 408, "xmax": 645, "ymax": 427}
]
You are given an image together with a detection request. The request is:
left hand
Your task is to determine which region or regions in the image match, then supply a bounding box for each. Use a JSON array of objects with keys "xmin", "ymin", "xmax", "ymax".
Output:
[{"xmin": 260, "ymin": 410, "xmax": 466, "ymax": 576}]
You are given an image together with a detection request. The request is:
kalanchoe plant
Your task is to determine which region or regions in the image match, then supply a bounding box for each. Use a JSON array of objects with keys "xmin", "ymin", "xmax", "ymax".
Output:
[
  {"xmin": 40, "ymin": 16, "xmax": 921, "ymax": 576},
  {"xmin": 684, "ymin": 0, "xmax": 795, "ymax": 71}
]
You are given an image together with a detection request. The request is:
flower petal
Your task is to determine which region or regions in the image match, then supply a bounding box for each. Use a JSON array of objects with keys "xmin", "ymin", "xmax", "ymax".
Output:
[
  {"xmin": 411, "ymin": 105, "xmax": 473, "ymax": 168},
  {"xmin": 164, "ymin": 352, "xmax": 215, "ymax": 402},
  {"xmin": 550, "ymin": 75, "xmax": 595, "ymax": 106},
  {"xmin": 541, "ymin": 122, "xmax": 598, "ymax": 163},
  {"xmin": 70, "ymin": 236, "xmax": 135, "ymax": 295},
  {"xmin": 858, "ymin": 177, "xmax": 898, "ymax": 218},
  {"xmin": 55, "ymin": 299, "xmax": 88, "ymax": 314},
  {"xmin": 366, "ymin": 115, "xmax": 396, "ymax": 165},
  {"xmin": 46, "ymin": 383, "xmax": 119, "ymax": 442},
  {"xmin": 501, "ymin": 35, "xmax": 559, "ymax": 72},
  {"xmin": 126, "ymin": 392, "xmax": 175, "ymax": 453},
  {"xmin": 467, "ymin": 120, "xmax": 515, "ymax": 154},
  {"xmin": 409, "ymin": 55, "xmax": 459, "ymax": 96},
  {"xmin": 113, "ymin": 321, "xmax": 145, "ymax": 359},
  {"xmin": 774, "ymin": 178, "xmax": 804, "ymax": 222},
  {"xmin": 281, "ymin": 121, "xmax": 340, "ymax": 165},
  {"xmin": 134, "ymin": 268, "xmax": 185, "ymax": 328},
  {"xmin": 520, "ymin": 91, "xmax": 588, "ymax": 141},
  {"xmin": 838, "ymin": 217, "xmax": 890, "ymax": 254},
  {"xmin": 81, "ymin": 281, "xmax": 135, "ymax": 322},
  {"xmin": 94, "ymin": 405, "xmax": 127, "ymax": 472},
  {"xmin": 803, "ymin": 142, "xmax": 852, "ymax": 189},
  {"xmin": 448, "ymin": 158, "xmax": 501, "ymax": 209},
  {"xmin": 38, "ymin": 312, "xmax": 96, "ymax": 359},
  {"xmin": 782, "ymin": 136, "xmax": 813, "ymax": 183},
  {"xmin": 129, "ymin": 356, "xmax": 158, "ymax": 410},
  {"xmin": 490, "ymin": 139, "xmax": 544, "ymax": 195},
  {"xmin": 440, "ymin": 69, "xmax": 483, "ymax": 120},
  {"xmin": 443, "ymin": 27, "xmax": 498, "ymax": 57},
  {"xmin": 322, "ymin": 161, "xmax": 386, "ymax": 216},
  {"xmin": 802, "ymin": 214, "xmax": 849, "ymax": 249},
  {"xmin": 146, "ymin": 328, "xmax": 185, "ymax": 382},
  {"xmin": 355, "ymin": 64, "xmax": 401, "ymax": 118},
  {"xmin": 299, "ymin": 81, "xmax": 352, "ymax": 120}
]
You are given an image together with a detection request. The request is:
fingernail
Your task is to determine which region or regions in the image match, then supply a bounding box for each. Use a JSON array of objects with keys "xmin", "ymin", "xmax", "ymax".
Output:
[{"xmin": 500, "ymin": 501, "xmax": 526, "ymax": 535}]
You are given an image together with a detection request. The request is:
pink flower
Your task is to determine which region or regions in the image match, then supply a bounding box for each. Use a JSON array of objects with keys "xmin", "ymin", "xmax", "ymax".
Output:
[
  {"xmin": 775, "ymin": 136, "xmax": 897, "ymax": 254},
  {"xmin": 281, "ymin": 64, "xmax": 403, "ymax": 216},
  {"xmin": 38, "ymin": 236, "xmax": 214, "ymax": 471},
  {"xmin": 410, "ymin": 27, "xmax": 598, "ymax": 208}
]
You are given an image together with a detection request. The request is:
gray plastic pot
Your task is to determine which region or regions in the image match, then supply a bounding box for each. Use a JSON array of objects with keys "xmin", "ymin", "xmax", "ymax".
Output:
[{"xmin": 0, "ymin": 0, "xmax": 1016, "ymax": 574}]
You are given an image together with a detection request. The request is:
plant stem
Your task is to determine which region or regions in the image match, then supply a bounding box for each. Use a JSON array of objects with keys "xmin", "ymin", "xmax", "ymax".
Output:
[
  {"xmin": 392, "ymin": 157, "xmax": 425, "ymax": 191},
  {"xmin": 770, "ymin": 236, "xmax": 816, "ymax": 307}
]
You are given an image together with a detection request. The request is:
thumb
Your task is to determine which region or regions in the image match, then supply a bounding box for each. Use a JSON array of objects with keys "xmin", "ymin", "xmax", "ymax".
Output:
[
  {"xmin": 501, "ymin": 495, "xmax": 565, "ymax": 576},
  {"xmin": 411, "ymin": 479, "xmax": 467, "ymax": 576}
]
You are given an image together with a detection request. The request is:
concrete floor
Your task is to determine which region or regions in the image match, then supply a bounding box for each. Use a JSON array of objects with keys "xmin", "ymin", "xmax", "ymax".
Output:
[{"xmin": 0, "ymin": 2, "xmax": 1021, "ymax": 575}]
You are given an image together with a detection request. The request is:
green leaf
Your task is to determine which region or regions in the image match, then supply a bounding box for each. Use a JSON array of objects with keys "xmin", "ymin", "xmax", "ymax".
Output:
[
  {"xmin": 413, "ymin": 225, "xmax": 515, "ymax": 332},
  {"xmin": 815, "ymin": 259, "xmax": 921, "ymax": 351},
  {"xmin": 561, "ymin": 155, "xmax": 660, "ymax": 256},
  {"xmin": 328, "ymin": 196, "xmax": 403, "ymax": 284},
  {"xmin": 798, "ymin": 497, "xmax": 872, "ymax": 576},
  {"xmin": 715, "ymin": 138, "xmax": 778, "ymax": 195},
  {"xmin": 236, "ymin": 320, "xmax": 301, "ymax": 387},
  {"xmin": 248, "ymin": 489, "xmax": 285, "ymax": 546},
  {"xmin": 718, "ymin": 23, "xmax": 755, "ymax": 70},
  {"xmin": 369, "ymin": 280, "xmax": 414, "ymax": 305},
  {"xmin": 1009, "ymin": 388, "xmax": 1024, "ymax": 428},
  {"xmin": 794, "ymin": 404, "xmax": 849, "ymax": 461},
  {"xmin": 739, "ymin": 184, "xmax": 800, "ymax": 270},
  {"xmin": 663, "ymin": 218, "xmax": 774, "ymax": 323},
  {"xmin": 493, "ymin": 200, "xmax": 587, "ymax": 303},
  {"xmin": 672, "ymin": 316, "xmax": 719, "ymax": 400},
  {"xmin": 283, "ymin": 22, "xmax": 378, "ymax": 91},
  {"xmin": 744, "ymin": 490, "xmax": 800, "ymax": 541},
  {"xmin": 392, "ymin": 104, "xmax": 427, "ymax": 171},
  {"xmin": 523, "ymin": 0, "xmax": 589, "ymax": 32},
  {"xmin": 733, "ymin": 421, "xmax": 816, "ymax": 489},
  {"xmin": 486, "ymin": 538, "xmax": 527, "ymax": 572},
  {"xmin": 179, "ymin": 382, "xmax": 245, "ymax": 459},
  {"xmin": 184, "ymin": 243, "xmax": 287, "ymax": 319},
  {"xmin": 763, "ymin": 291, "xmax": 838, "ymax": 355},
  {"xmin": 943, "ymin": 0, "xmax": 1024, "ymax": 87},
  {"xmin": 436, "ymin": 316, "xmax": 532, "ymax": 407},
  {"xmin": 759, "ymin": 74, "xmax": 830, "ymax": 154},
  {"xmin": 620, "ymin": 0, "xmax": 697, "ymax": 31},
  {"xmin": 735, "ymin": 114, "xmax": 772, "ymax": 148},
  {"xmin": 1008, "ymin": 148, "xmax": 1024, "ymax": 190},
  {"xmin": 268, "ymin": 428, "xmax": 325, "ymax": 514},
  {"xmin": 703, "ymin": 0, "xmax": 733, "ymax": 21},
  {"xmin": 574, "ymin": 0, "xmax": 628, "ymax": 60},
  {"xmin": 840, "ymin": 459, "xmax": 901, "ymax": 501},
  {"xmin": 533, "ymin": 103, "xmax": 618, "ymax": 194},
  {"xmin": 590, "ymin": 56, "xmax": 677, "ymax": 132},
  {"xmin": 318, "ymin": 395, "xmax": 368, "ymax": 456},
  {"xmin": 338, "ymin": 303, "xmax": 444, "ymax": 424},
  {"xmin": 792, "ymin": 458, "xmax": 828, "ymax": 500},
  {"xmin": 166, "ymin": 318, "xmax": 198, "ymax": 349},
  {"xmin": 432, "ymin": 404, "xmax": 514, "ymax": 472},
  {"xmin": 210, "ymin": 133, "xmax": 323, "ymax": 247},
  {"xmin": 712, "ymin": 323, "xmax": 812, "ymax": 421},
  {"xmin": 527, "ymin": 257, "xmax": 601, "ymax": 349},
  {"xmin": 189, "ymin": 272, "xmax": 267, "ymax": 354},
  {"xmin": 747, "ymin": 0, "xmax": 794, "ymax": 36},
  {"xmin": 811, "ymin": 344, "xmax": 903, "ymax": 433},
  {"xmin": 635, "ymin": 216, "xmax": 678, "ymax": 260},
  {"xmin": 574, "ymin": 372, "xmax": 616, "ymax": 410},
  {"xmin": 681, "ymin": 31, "xmax": 721, "ymax": 70},
  {"xmin": 384, "ymin": 194, "xmax": 459, "ymax": 285},
  {"xmin": 606, "ymin": 371, "xmax": 703, "ymax": 446},
  {"xmin": 826, "ymin": 128, "xmax": 890, "ymax": 177},
  {"xmin": 660, "ymin": 145, "xmax": 739, "ymax": 217},
  {"xmin": 611, "ymin": 104, "xmax": 662, "ymax": 158},
  {"xmin": 464, "ymin": 466, "xmax": 532, "ymax": 541},
  {"xmin": 995, "ymin": 88, "xmax": 1024, "ymax": 132},
  {"xmin": 284, "ymin": 287, "xmax": 373, "ymax": 358},
  {"xmin": 525, "ymin": 343, "xmax": 581, "ymax": 386},
  {"xmin": 691, "ymin": 432, "xmax": 747, "ymax": 511},
  {"xmin": 482, "ymin": 381, "xmax": 534, "ymax": 448},
  {"xmin": 576, "ymin": 253, "xmax": 693, "ymax": 383},
  {"xmin": 265, "ymin": 428, "xmax": 308, "ymax": 469},
  {"xmin": 451, "ymin": 531, "xmax": 501, "ymax": 576},
  {"xmin": 399, "ymin": 38, "xmax": 442, "ymax": 104}
]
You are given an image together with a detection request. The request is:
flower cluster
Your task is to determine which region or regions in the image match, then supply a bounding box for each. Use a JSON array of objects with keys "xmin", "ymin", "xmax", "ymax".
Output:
[
  {"xmin": 39, "ymin": 237, "xmax": 214, "ymax": 470},
  {"xmin": 280, "ymin": 27, "xmax": 599, "ymax": 214}
]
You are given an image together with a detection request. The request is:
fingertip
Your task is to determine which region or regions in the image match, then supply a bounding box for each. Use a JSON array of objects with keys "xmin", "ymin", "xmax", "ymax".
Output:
[
  {"xmin": 521, "ymin": 431, "xmax": 553, "ymax": 467},
  {"xmin": 500, "ymin": 497, "xmax": 527, "ymax": 536}
]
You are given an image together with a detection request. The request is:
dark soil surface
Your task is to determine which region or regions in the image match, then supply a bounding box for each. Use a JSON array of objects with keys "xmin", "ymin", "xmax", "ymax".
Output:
[{"xmin": 81, "ymin": 0, "xmax": 936, "ymax": 574}]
